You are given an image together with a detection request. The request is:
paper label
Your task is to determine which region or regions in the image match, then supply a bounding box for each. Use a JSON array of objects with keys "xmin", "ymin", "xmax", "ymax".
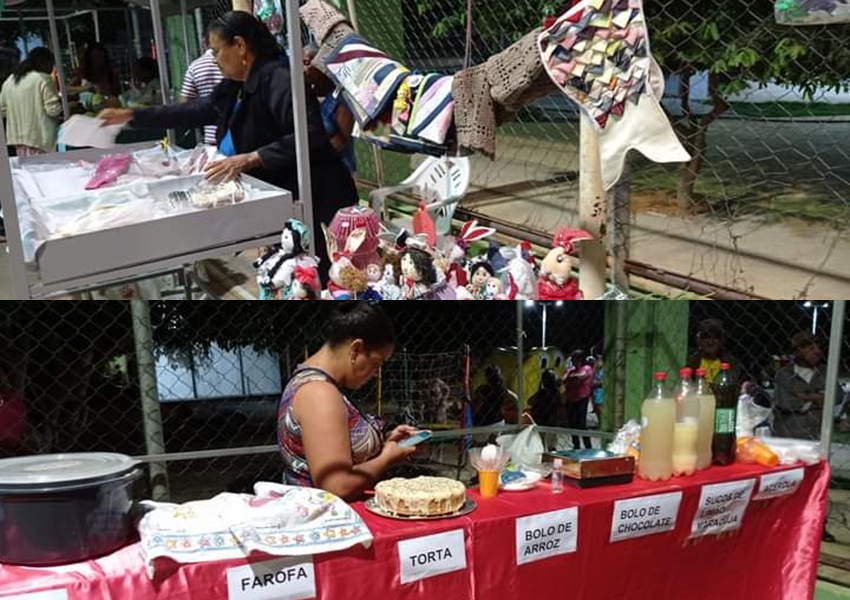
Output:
[
  {"xmin": 690, "ymin": 479, "xmax": 755, "ymax": 538},
  {"xmin": 515, "ymin": 507, "xmax": 578, "ymax": 565},
  {"xmin": 755, "ymin": 468, "xmax": 804, "ymax": 501},
  {"xmin": 226, "ymin": 557, "xmax": 316, "ymax": 600},
  {"xmin": 610, "ymin": 491, "xmax": 682, "ymax": 542},
  {"xmin": 714, "ymin": 408, "xmax": 736, "ymax": 434},
  {"xmin": 2, "ymin": 592, "xmax": 68, "ymax": 600},
  {"xmin": 397, "ymin": 529, "xmax": 467, "ymax": 584}
]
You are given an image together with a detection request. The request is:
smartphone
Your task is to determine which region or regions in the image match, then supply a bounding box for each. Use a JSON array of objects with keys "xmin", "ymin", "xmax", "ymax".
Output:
[{"xmin": 398, "ymin": 430, "xmax": 433, "ymax": 448}]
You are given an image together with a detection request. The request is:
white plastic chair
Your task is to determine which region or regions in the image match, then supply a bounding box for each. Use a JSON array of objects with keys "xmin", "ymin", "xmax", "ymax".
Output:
[{"xmin": 369, "ymin": 156, "xmax": 470, "ymax": 236}]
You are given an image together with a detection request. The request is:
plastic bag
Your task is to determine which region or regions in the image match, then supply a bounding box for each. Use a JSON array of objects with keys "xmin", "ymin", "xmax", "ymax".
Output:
[
  {"xmin": 496, "ymin": 425, "xmax": 545, "ymax": 468},
  {"xmin": 85, "ymin": 154, "xmax": 132, "ymax": 190},
  {"xmin": 607, "ymin": 419, "xmax": 641, "ymax": 461},
  {"xmin": 178, "ymin": 145, "xmax": 225, "ymax": 175},
  {"xmin": 131, "ymin": 145, "xmax": 180, "ymax": 177},
  {"xmin": 736, "ymin": 393, "xmax": 774, "ymax": 437}
]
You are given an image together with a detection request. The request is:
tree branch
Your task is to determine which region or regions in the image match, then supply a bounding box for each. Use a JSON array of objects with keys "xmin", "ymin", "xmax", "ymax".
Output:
[{"xmin": 700, "ymin": 71, "xmax": 729, "ymax": 128}]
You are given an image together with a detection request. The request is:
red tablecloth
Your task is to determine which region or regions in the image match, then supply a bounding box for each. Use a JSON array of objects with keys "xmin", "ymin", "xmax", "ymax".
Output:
[{"xmin": 0, "ymin": 461, "xmax": 828, "ymax": 600}]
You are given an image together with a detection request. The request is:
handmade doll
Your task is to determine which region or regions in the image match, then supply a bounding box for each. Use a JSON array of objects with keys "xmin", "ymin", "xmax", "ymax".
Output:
[
  {"xmin": 399, "ymin": 240, "xmax": 457, "ymax": 300},
  {"xmin": 467, "ymin": 260, "xmax": 495, "ymax": 299},
  {"xmin": 379, "ymin": 262, "xmax": 403, "ymax": 300},
  {"xmin": 501, "ymin": 243, "xmax": 537, "ymax": 300},
  {"xmin": 323, "ymin": 223, "xmax": 368, "ymax": 300},
  {"xmin": 254, "ymin": 219, "xmax": 317, "ymax": 300},
  {"xmin": 442, "ymin": 219, "xmax": 497, "ymax": 288},
  {"xmin": 400, "ymin": 246, "xmax": 438, "ymax": 300},
  {"xmin": 482, "ymin": 277, "xmax": 508, "ymax": 300},
  {"xmin": 286, "ymin": 265, "xmax": 321, "ymax": 300},
  {"xmin": 537, "ymin": 228, "xmax": 593, "ymax": 300}
]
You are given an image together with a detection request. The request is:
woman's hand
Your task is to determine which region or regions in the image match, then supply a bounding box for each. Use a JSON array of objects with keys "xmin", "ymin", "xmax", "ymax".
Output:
[
  {"xmin": 380, "ymin": 440, "xmax": 416, "ymax": 466},
  {"xmin": 97, "ymin": 108, "xmax": 133, "ymax": 126},
  {"xmin": 204, "ymin": 152, "xmax": 261, "ymax": 183},
  {"xmin": 385, "ymin": 424, "xmax": 419, "ymax": 444}
]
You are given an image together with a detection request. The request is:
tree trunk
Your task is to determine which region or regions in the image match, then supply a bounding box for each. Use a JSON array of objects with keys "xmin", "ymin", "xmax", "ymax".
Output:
[
  {"xmin": 676, "ymin": 127, "xmax": 707, "ymax": 211},
  {"xmin": 674, "ymin": 71, "xmax": 729, "ymax": 212}
]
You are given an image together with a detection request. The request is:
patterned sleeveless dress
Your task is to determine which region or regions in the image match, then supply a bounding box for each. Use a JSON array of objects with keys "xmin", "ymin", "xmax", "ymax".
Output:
[{"xmin": 278, "ymin": 366, "xmax": 383, "ymax": 488}]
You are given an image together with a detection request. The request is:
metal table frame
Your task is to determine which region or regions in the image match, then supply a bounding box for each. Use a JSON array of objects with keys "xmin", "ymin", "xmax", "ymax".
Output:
[{"xmin": 0, "ymin": 0, "xmax": 314, "ymax": 299}]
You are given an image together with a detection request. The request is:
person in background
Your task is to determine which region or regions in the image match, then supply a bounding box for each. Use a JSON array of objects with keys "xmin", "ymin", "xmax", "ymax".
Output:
[
  {"xmin": 0, "ymin": 383, "xmax": 34, "ymax": 458},
  {"xmin": 98, "ymin": 12, "xmax": 358, "ymax": 274},
  {"xmin": 529, "ymin": 368, "xmax": 562, "ymax": 450},
  {"xmin": 774, "ymin": 331, "xmax": 840, "ymax": 542},
  {"xmin": 563, "ymin": 349, "xmax": 593, "ymax": 449},
  {"xmin": 0, "ymin": 47, "xmax": 62, "ymax": 157},
  {"xmin": 686, "ymin": 318, "xmax": 746, "ymax": 385},
  {"xmin": 277, "ymin": 302, "xmax": 415, "ymax": 500},
  {"xmin": 591, "ymin": 355, "xmax": 604, "ymax": 419},
  {"xmin": 773, "ymin": 331, "xmax": 838, "ymax": 440},
  {"xmin": 303, "ymin": 44, "xmax": 356, "ymax": 174},
  {"xmin": 73, "ymin": 42, "xmax": 120, "ymax": 97},
  {"xmin": 473, "ymin": 365, "xmax": 519, "ymax": 428},
  {"xmin": 124, "ymin": 57, "xmax": 162, "ymax": 106},
  {"xmin": 181, "ymin": 33, "xmax": 224, "ymax": 145}
]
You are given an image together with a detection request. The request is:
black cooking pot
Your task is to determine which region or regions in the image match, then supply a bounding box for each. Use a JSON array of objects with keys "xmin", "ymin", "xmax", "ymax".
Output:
[{"xmin": 0, "ymin": 453, "xmax": 143, "ymax": 566}]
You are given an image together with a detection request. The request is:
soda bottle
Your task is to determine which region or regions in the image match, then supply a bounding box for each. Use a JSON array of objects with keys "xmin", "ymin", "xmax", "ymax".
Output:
[
  {"xmin": 694, "ymin": 368, "xmax": 716, "ymax": 470},
  {"xmin": 672, "ymin": 367, "xmax": 699, "ymax": 476},
  {"xmin": 639, "ymin": 371, "xmax": 675, "ymax": 481},
  {"xmin": 711, "ymin": 363, "xmax": 738, "ymax": 465}
]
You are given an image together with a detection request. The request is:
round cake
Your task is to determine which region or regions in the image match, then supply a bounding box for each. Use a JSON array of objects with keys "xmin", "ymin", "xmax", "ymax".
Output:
[{"xmin": 375, "ymin": 476, "xmax": 466, "ymax": 516}]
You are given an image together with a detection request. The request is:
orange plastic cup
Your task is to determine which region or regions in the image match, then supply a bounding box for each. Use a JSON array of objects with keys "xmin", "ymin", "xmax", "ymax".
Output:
[{"xmin": 478, "ymin": 470, "xmax": 500, "ymax": 498}]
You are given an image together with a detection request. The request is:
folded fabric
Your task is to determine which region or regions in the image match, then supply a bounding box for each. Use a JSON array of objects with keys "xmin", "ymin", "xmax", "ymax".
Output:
[
  {"xmin": 325, "ymin": 33, "xmax": 410, "ymax": 127},
  {"xmin": 408, "ymin": 74, "xmax": 454, "ymax": 145},
  {"xmin": 138, "ymin": 482, "xmax": 373, "ymax": 578}
]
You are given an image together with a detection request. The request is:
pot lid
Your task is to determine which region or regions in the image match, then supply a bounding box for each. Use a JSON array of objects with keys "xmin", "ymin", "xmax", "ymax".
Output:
[{"xmin": 0, "ymin": 453, "xmax": 139, "ymax": 490}]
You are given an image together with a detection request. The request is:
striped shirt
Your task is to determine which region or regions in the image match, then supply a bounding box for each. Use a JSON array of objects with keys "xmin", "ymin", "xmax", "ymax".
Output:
[{"xmin": 181, "ymin": 49, "xmax": 224, "ymax": 145}]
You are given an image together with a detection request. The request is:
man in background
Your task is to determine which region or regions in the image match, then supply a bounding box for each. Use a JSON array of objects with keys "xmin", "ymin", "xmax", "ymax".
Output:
[
  {"xmin": 774, "ymin": 331, "xmax": 841, "ymax": 542},
  {"xmin": 686, "ymin": 318, "xmax": 745, "ymax": 385},
  {"xmin": 180, "ymin": 34, "xmax": 223, "ymax": 145}
]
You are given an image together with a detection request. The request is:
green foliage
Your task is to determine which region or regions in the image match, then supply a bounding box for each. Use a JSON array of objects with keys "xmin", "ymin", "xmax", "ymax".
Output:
[{"xmin": 414, "ymin": 0, "xmax": 850, "ymax": 98}]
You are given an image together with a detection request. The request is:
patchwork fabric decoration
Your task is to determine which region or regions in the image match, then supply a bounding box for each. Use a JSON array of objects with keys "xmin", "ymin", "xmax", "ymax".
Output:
[
  {"xmin": 539, "ymin": 0, "xmax": 690, "ymax": 189},
  {"xmin": 355, "ymin": 73, "xmax": 454, "ymax": 156},
  {"xmin": 407, "ymin": 74, "xmax": 454, "ymax": 145},
  {"xmin": 325, "ymin": 33, "xmax": 410, "ymax": 128},
  {"xmin": 775, "ymin": 0, "xmax": 850, "ymax": 25}
]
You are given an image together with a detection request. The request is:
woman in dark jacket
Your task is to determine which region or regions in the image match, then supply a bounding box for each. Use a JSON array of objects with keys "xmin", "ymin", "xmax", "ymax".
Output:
[{"xmin": 98, "ymin": 11, "xmax": 358, "ymax": 270}]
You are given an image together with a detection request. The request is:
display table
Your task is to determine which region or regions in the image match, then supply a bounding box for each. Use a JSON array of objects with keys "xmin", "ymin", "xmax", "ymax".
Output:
[{"xmin": 0, "ymin": 461, "xmax": 828, "ymax": 600}]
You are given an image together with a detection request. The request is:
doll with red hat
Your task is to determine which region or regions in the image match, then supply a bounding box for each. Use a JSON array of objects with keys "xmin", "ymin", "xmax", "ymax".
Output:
[{"xmin": 537, "ymin": 227, "xmax": 593, "ymax": 300}]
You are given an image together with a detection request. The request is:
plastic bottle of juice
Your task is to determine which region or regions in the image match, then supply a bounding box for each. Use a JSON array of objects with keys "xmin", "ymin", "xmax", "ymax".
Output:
[
  {"xmin": 712, "ymin": 363, "xmax": 739, "ymax": 465},
  {"xmin": 695, "ymin": 368, "xmax": 716, "ymax": 470},
  {"xmin": 672, "ymin": 367, "xmax": 699, "ymax": 476},
  {"xmin": 639, "ymin": 371, "xmax": 675, "ymax": 481}
]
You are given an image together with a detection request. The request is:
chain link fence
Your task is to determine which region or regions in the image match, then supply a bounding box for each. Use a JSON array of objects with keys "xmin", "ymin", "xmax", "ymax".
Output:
[
  {"xmin": 0, "ymin": 301, "xmax": 605, "ymax": 501},
  {"xmin": 292, "ymin": 0, "xmax": 850, "ymax": 298},
  {"xmin": 1, "ymin": 300, "xmax": 846, "ymax": 533}
]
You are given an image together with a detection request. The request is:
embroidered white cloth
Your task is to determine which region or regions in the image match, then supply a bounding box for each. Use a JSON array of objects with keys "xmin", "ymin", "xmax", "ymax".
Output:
[{"xmin": 137, "ymin": 482, "xmax": 373, "ymax": 578}]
